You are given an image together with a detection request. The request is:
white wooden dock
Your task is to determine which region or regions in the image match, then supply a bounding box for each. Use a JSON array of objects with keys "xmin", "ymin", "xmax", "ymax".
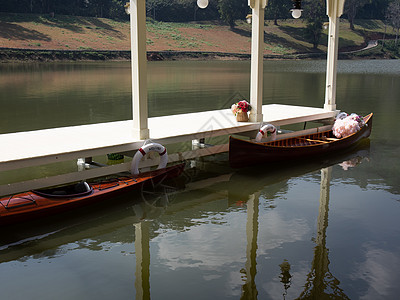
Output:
[
  {"xmin": 0, "ymin": 104, "xmax": 335, "ymax": 195},
  {"xmin": 0, "ymin": 0, "xmax": 346, "ymax": 196},
  {"xmin": 1, "ymin": 104, "xmax": 334, "ymax": 171}
]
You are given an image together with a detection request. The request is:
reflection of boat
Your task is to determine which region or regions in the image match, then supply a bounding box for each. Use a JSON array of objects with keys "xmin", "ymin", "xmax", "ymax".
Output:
[
  {"xmin": 0, "ymin": 174, "xmax": 184, "ymax": 262},
  {"xmin": 229, "ymin": 113, "xmax": 373, "ymax": 168},
  {"xmin": 0, "ymin": 163, "xmax": 185, "ymax": 225},
  {"xmin": 227, "ymin": 141, "xmax": 370, "ymax": 202}
]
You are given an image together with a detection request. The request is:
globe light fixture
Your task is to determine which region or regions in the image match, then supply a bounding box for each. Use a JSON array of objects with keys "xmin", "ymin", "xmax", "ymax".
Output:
[
  {"xmin": 246, "ymin": 14, "xmax": 252, "ymax": 24},
  {"xmin": 291, "ymin": 9, "xmax": 302, "ymax": 18},
  {"xmin": 197, "ymin": 0, "xmax": 209, "ymax": 9},
  {"xmin": 291, "ymin": 0, "xmax": 302, "ymax": 19},
  {"xmin": 124, "ymin": 2, "xmax": 130, "ymax": 15}
]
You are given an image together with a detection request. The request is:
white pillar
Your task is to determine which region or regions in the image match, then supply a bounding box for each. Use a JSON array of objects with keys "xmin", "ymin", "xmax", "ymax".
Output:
[
  {"xmin": 324, "ymin": 0, "xmax": 345, "ymax": 111},
  {"xmin": 130, "ymin": 0, "xmax": 149, "ymax": 139},
  {"xmin": 248, "ymin": 0, "xmax": 268, "ymax": 122},
  {"xmin": 324, "ymin": 17, "xmax": 339, "ymax": 111}
]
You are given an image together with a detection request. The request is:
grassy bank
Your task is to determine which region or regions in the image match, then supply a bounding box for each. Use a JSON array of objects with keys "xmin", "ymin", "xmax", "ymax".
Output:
[{"xmin": 0, "ymin": 12, "xmax": 398, "ymax": 61}]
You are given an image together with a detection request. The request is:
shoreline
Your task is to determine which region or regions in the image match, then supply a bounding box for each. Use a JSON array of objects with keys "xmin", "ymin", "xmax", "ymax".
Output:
[
  {"xmin": 0, "ymin": 47, "xmax": 391, "ymax": 63},
  {"xmin": 1, "ymin": 13, "xmax": 397, "ymax": 63}
]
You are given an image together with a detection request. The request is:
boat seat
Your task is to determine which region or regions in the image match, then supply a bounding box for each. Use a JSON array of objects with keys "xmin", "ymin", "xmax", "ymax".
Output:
[
  {"xmin": 74, "ymin": 182, "xmax": 91, "ymax": 193},
  {"xmin": 52, "ymin": 190, "xmax": 68, "ymax": 195}
]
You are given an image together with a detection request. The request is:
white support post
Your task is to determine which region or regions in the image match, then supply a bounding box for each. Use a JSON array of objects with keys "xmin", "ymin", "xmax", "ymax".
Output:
[
  {"xmin": 130, "ymin": 0, "xmax": 149, "ymax": 139},
  {"xmin": 324, "ymin": 0, "xmax": 345, "ymax": 112},
  {"xmin": 324, "ymin": 17, "xmax": 339, "ymax": 111},
  {"xmin": 248, "ymin": 0, "xmax": 268, "ymax": 122}
]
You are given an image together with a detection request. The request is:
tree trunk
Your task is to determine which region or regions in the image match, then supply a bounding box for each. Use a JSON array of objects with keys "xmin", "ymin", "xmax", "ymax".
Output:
[{"xmin": 349, "ymin": 18, "xmax": 355, "ymax": 30}]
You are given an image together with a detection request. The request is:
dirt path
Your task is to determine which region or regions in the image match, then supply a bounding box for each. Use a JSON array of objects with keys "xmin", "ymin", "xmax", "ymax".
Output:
[{"xmin": 341, "ymin": 40, "xmax": 379, "ymax": 54}]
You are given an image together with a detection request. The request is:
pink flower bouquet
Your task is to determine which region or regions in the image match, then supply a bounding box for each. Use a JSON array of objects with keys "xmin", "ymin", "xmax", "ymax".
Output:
[
  {"xmin": 332, "ymin": 113, "xmax": 365, "ymax": 138},
  {"xmin": 231, "ymin": 100, "xmax": 251, "ymax": 116}
]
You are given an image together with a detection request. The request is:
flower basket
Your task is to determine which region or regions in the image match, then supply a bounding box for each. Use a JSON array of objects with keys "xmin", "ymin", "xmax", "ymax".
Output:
[
  {"xmin": 231, "ymin": 100, "xmax": 251, "ymax": 122},
  {"xmin": 236, "ymin": 111, "xmax": 249, "ymax": 122}
]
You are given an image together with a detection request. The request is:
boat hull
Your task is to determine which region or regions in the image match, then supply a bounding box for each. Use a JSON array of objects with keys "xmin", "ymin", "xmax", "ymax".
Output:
[
  {"xmin": 229, "ymin": 114, "xmax": 373, "ymax": 168},
  {"xmin": 0, "ymin": 163, "xmax": 185, "ymax": 225}
]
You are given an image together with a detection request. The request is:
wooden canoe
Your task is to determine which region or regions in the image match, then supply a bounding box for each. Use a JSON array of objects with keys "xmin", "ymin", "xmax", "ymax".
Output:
[
  {"xmin": 229, "ymin": 113, "xmax": 373, "ymax": 169},
  {"xmin": 0, "ymin": 163, "xmax": 185, "ymax": 225}
]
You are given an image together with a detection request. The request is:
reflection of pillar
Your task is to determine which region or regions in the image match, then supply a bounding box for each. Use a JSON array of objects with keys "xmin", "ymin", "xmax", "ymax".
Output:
[
  {"xmin": 135, "ymin": 221, "xmax": 151, "ymax": 300},
  {"xmin": 241, "ymin": 192, "xmax": 260, "ymax": 299},
  {"xmin": 316, "ymin": 167, "xmax": 331, "ymax": 246},
  {"xmin": 298, "ymin": 167, "xmax": 349, "ymax": 299},
  {"xmin": 190, "ymin": 138, "xmax": 205, "ymax": 169},
  {"xmin": 313, "ymin": 167, "xmax": 332, "ymax": 287}
]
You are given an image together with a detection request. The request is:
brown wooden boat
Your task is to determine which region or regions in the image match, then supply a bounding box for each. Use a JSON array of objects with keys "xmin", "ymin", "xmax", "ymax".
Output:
[
  {"xmin": 229, "ymin": 113, "xmax": 373, "ymax": 168},
  {"xmin": 0, "ymin": 163, "xmax": 185, "ymax": 225}
]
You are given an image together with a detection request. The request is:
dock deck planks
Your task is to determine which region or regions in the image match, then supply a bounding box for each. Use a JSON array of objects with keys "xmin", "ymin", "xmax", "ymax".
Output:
[{"xmin": 0, "ymin": 104, "xmax": 335, "ymax": 172}]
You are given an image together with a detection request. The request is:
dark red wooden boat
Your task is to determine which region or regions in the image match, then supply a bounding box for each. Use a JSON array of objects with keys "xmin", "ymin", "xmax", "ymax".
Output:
[
  {"xmin": 0, "ymin": 163, "xmax": 185, "ymax": 225},
  {"xmin": 229, "ymin": 113, "xmax": 373, "ymax": 168}
]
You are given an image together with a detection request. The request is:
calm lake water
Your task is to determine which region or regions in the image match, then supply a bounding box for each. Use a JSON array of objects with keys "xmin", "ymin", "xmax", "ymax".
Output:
[{"xmin": 0, "ymin": 59, "xmax": 400, "ymax": 300}]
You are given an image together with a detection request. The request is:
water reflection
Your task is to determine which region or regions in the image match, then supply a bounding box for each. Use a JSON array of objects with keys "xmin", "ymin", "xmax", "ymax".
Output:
[
  {"xmin": 135, "ymin": 221, "xmax": 151, "ymax": 300},
  {"xmin": 296, "ymin": 167, "xmax": 349, "ymax": 299},
  {"xmin": 0, "ymin": 178, "xmax": 183, "ymax": 259},
  {"xmin": 1, "ymin": 58, "xmax": 400, "ymax": 298},
  {"xmin": 240, "ymin": 192, "xmax": 259, "ymax": 300},
  {"xmin": 0, "ymin": 142, "xmax": 388, "ymax": 300},
  {"xmin": 236, "ymin": 146, "xmax": 369, "ymax": 300},
  {"xmin": 279, "ymin": 260, "xmax": 292, "ymax": 299},
  {"xmin": 3, "ymin": 60, "xmax": 398, "ymax": 134},
  {"xmin": 228, "ymin": 140, "xmax": 370, "ymax": 201},
  {"xmin": 142, "ymin": 146, "xmax": 369, "ymax": 299}
]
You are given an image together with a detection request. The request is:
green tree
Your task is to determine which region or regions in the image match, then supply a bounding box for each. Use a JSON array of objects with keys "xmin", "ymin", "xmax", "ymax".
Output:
[
  {"xmin": 108, "ymin": 0, "xmax": 127, "ymax": 20},
  {"xmin": 386, "ymin": 0, "xmax": 400, "ymax": 45},
  {"xmin": 344, "ymin": 0, "xmax": 370, "ymax": 30},
  {"xmin": 88, "ymin": 0, "xmax": 111, "ymax": 18},
  {"xmin": 303, "ymin": 0, "xmax": 325, "ymax": 49},
  {"xmin": 217, "ymin": 0, "xmax": 248, "ymax": 29},
  {"xmin": 146, "ymin": 0, "xmax": 163, "ymax": 20},
  {"xmin": 358, "ymin": 0, "xmax": 391, "ymax": 20},
  {"xmin": 265, "ymin": 0, "xmax": 292, "ymax": 25}
]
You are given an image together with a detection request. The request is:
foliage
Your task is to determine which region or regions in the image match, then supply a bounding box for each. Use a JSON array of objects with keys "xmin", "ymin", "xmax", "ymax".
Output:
[
  {"xmin": 146, "ymin": 0, "xmax": 192, "ymax": 22},
  {"xmin": 386, "ymin": 0, "xmax": 400, "ymax": 45},
  {"xmin": 303, "ymin": 0, "xmax": 326, "ymax": 49},
  {"xmin": 383, "ymin": 40, "xmax": 399, "ymax": 54},
  {"xmin": 146, "ymin": 0, "xmax": 219, "ymax": 22},
  {"xmin": 344, "ymin": 0, "xmax": 370, "ymax": 30},
  {"xmin": 265, "ymin": 0, "xmax": 292, "ymax": 25},
  {"xmin": 217, "ymin": 0, "xmax": 248, "ymax": 29},
  {"xmin": 0, "ymin": 0, "xmax": 396, "ymax": 29},
  {"xmin": 358, "ymin": 0, "xmax": 391, "ymax": 20}
]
